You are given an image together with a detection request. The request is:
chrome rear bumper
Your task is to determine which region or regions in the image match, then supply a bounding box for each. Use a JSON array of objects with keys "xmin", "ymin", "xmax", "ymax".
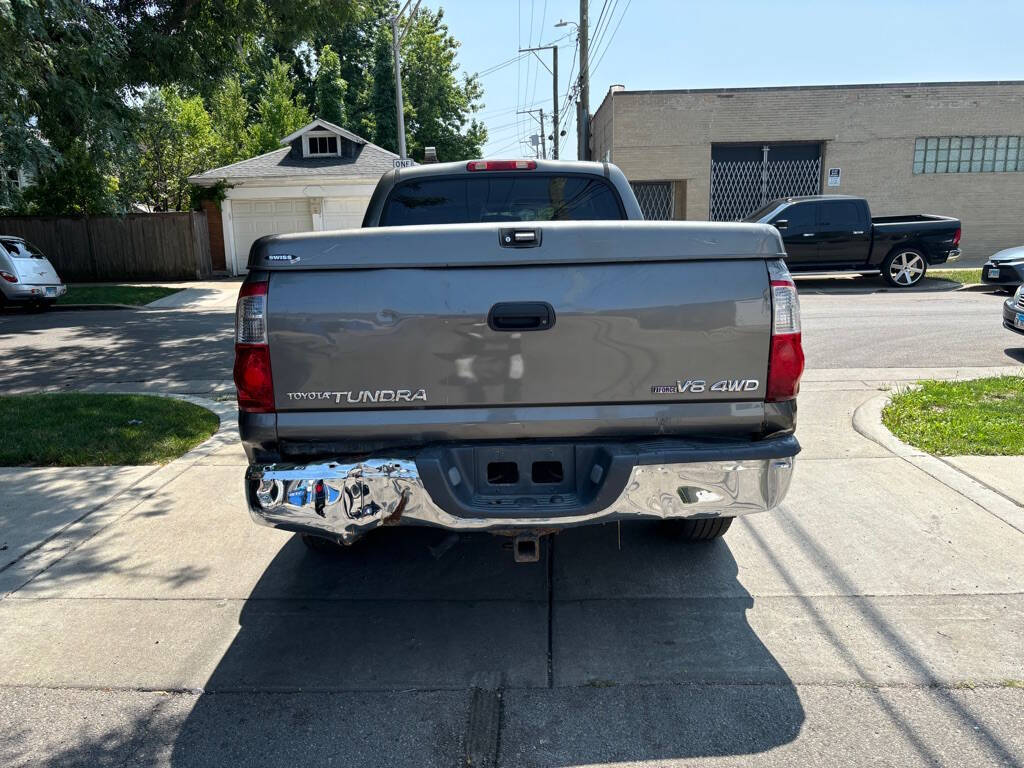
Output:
[{"xmin": 246, "ymin": 453, "xmax": 795, "ymax": 544}]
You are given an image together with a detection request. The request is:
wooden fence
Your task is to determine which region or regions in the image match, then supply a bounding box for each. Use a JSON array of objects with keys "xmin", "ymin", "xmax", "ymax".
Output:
[{"xmin": 0, "ymin": 212, "xmax": 212, "ymax": 281}]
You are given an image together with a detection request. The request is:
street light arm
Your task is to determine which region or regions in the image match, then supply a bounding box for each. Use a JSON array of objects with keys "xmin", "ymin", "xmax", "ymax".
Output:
[{"xmin": 397, "ymin": 0, "xmax": 422, "ymax": 41}]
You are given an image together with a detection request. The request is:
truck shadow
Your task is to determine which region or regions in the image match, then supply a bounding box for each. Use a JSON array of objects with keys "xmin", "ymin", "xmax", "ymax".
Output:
[{"xmin": 164, "ymin": 524, "xmax": 804, "ymax": 766}]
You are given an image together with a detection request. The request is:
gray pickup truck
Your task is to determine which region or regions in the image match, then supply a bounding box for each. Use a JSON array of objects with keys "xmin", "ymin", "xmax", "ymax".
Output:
[{"xmin": 235, "ymin": 160, "xmax": 804, "ymax": 561}]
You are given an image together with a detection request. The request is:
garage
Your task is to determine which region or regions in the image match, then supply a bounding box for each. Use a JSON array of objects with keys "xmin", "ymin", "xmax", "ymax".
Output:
[
  {"xmin": 230, "ymin": 199, "xmax": 314, "ymax": 264},
  {"xmin": 189, "ymin": 118, "xmax": 401, "ymax": 274},
  {"xmin": 322, "ymin": 197, "xmax": 369, "ymax": 231}
]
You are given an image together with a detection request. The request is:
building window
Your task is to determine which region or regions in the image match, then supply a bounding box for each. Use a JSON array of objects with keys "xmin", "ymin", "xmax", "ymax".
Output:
[
  {"xmin": 5, "ymin": 168, "xmax": 20, "ymax": 188},
  {"xmin": 307, "ymin": 135, "xmax": 338, "ymax": 156},
  {"xmin": 914, "ymin": 136, "xmax": 1023, "ymax": 174}
]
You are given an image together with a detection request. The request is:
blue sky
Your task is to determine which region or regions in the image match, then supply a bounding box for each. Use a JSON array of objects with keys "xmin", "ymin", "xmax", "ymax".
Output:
[{"xmin": 434, "ymin": 0, "xmax": 1024, "ymax": 160}]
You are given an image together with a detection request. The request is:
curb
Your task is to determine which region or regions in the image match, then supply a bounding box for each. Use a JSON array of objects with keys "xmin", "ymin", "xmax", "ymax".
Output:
[
  {"xmin": 955, "ymin": 283, "xmax": 1003, "ymax": 293},
  {"xmin": 0, "ymin": 392, "xmax": 239, "ymax": 597},
  {"xmin": 852, "ymin": 392, "xmax": 1024, "ymax": 535}
]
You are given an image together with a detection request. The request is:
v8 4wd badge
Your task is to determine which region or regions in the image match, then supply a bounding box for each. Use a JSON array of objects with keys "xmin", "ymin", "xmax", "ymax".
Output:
[{"xmin": 651, "ymin": 379, "xmax": 760, "ymax": 394}]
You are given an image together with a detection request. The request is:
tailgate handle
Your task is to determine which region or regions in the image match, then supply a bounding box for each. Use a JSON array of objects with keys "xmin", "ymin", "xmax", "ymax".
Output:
[
  {"xmin": 499, "ymin": 227, "xmax": 542, "ymax": 248},
  {"xmin": 488, "ymin": 302, "xmax": 555, "ymax": 332}
]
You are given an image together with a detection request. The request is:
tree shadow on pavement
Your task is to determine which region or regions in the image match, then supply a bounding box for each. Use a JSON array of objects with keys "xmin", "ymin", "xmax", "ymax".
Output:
[
  {"xmin": 0, "ymin": 308, "xmax": 233, "ymax": 391},
  {"xmin": 159, "ymin": 524, "xmax": 803, "ymax": 767}
]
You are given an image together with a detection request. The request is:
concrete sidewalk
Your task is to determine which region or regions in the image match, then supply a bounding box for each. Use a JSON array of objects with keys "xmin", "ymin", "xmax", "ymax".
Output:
[
  {"xmin": 145, "ymin": 280, "xmax": 242, "ymax": 311},
  {"xmin": 0, "ymin": 382, "xmax": 1022, "ymax": 767}
]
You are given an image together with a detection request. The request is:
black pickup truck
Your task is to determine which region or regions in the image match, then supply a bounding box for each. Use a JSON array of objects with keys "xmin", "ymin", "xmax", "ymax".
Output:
[{"xmin": 744, "ymin": 195, "xmax": 961, "ymax": 287}]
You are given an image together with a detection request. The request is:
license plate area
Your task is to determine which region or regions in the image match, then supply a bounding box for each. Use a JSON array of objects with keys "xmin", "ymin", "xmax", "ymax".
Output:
[
  {"xmin": 989, "ymin": 268, "xmax": 1001, "ymax": 279},
  {"xmin": 1015, "ymin": 313, "xmax": 1024, "ymax": 329},
  {"xmin": 475, "ymin": 444, "xmax": 577, "ymax": 498},
  {"xmin": 45, "ymin": 286, "xmax": 57, "ymax": 297},
  {"xmin": 416, "ymin": 442, "xmax": 632, "ymax": 519}
]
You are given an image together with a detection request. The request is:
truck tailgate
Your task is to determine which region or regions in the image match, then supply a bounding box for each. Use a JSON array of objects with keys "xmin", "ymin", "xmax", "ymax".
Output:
[{"xmin": 268, "ymin": 259, "xmax": 771, "ymax": 411}]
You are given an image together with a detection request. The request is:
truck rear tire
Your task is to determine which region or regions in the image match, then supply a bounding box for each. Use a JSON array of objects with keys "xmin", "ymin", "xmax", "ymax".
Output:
[
  {"xmin": 881, "ymin": 249, "xmax": 927, "ymax": 287},
  {"xmin": 660, "ymin": 517, "xmax": 733, "ymax": 541}
]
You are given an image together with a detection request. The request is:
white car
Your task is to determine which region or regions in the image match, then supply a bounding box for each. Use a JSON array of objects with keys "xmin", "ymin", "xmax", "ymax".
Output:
[{"xmin": 0, "ymin": 236, "xmax": 67, "ymax": 309}]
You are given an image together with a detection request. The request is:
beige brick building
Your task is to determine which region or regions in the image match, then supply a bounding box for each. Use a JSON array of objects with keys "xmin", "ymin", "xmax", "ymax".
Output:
[{"xmin": 591, "ymin": 81, "xmax": 1024, "ymax": 265}]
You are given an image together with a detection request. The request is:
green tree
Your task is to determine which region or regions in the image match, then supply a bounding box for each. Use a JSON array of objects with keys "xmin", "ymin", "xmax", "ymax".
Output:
[
  {"xmin": 209, "ymin": 75, "xmax": 251, "ymax": 167},
  {"xmin": 342, "ymin": 7, "xmax": 485, "ymax": 161},
  {"xmin": 20, "ymin": 141, "xmax": 124, "ymax": 215},
  {"xmin": 366, "ymin": 24, "xmax": 400, "ymax": 150},
  {"xmin": 314, "ymin": 45, "xmax": 348, "ymax": 126},
  {"xmin": 400, "ymin": 8, "xmax": 486, "ymax": 161},
  {"xmin": 132, "ymin": 88, "xmax": 217, "ymax": 211},
  {"xmin": 1, "ymin": 0, "xmax": 130, "ymax": 212},
  {"xmin": 0, "ymin": 1, "xmax": 357, "ymax": 212},
  {"xmin": 246, "ymin": 57, "xmax": 313, "ymax": 155}
]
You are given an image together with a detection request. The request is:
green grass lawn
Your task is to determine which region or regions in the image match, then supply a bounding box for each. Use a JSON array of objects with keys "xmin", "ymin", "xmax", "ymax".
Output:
[
  {"xmin": 0, "ymin": 393, "xmax": 219, "ymax": 466},
  {"xmin": 58, "ymin": 284, "xmax": 183, "ymax": 306},
  {"xmin": 882, "ymin": 377, "xmax": 1024, "ymax": 456},
  {"xmin": 928, "ymin": 269, "xmax": 982, "ymax": 285}
]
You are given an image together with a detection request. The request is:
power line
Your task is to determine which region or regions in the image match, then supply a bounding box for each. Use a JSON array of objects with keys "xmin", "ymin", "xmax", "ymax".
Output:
[
  {"xmin": 589, "ymin": 0, "xmax": 614, "ymax": 59},
  {"xmin": 529, "ymin": 0, "xmax": 548, "ymax": 109},
  {"xmin": 590, "ymin": 0, "xmax": 632, "ymax": 78},
  {"xmin": 478, "ymin": 52, "xmax": 529, "ymax": 78},
  {"xmin": 516, "ymin": 0, "xmax": 524, "ymax": 152},
  {"xmin": 588, "ymin": 0, "xmax": 619, "ymax": 71}
]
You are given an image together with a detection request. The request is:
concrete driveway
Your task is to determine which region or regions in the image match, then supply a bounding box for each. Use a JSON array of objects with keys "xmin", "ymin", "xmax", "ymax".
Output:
[{"xmin": 1, "ymin": 281, "xmax": 1023, "ymax": 766}]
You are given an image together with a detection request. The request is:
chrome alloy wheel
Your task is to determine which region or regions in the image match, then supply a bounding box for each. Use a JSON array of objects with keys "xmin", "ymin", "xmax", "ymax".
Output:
[{"xmin": 889, "ymin": 251, "xmax": 926, "ymax": 286}]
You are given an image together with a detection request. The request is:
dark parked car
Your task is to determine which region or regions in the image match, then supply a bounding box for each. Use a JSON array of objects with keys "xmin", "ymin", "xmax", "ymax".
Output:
[
  {"xmin": 982, "ymin": 245, "xmax": 1024, "ymax": 289},
  {"xmin": 744, "ymin": 195, "xmax": 961, "ymax": 287}
]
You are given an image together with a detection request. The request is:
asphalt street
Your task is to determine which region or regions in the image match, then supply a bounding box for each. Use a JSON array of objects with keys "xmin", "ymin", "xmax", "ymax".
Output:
[
  {"xmin": 0, "ymin": 279, "xmax": 1020, "ymax": 390},
  {"xmin": 1, "ymin": 278, "xmax": 1023, "ymax": 767}
]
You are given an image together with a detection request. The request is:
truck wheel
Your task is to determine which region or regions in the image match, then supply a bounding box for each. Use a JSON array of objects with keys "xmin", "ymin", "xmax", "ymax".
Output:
[
  {"xmin": 300, "ymin": 533, "xmax": 348, "ymax": 555},
  {"xmin": 660, "ymin": 517, "xmax": 733, "ymax": 541},
  {"xmin": 881, "ymin": 249, "xmax": 927, "ymax": 287}
]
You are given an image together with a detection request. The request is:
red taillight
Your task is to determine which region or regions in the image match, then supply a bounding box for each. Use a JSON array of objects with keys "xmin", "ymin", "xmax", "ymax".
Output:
[
  {"xmin": 766, "ymin": 277, "xmax": 804, "ymax": 402},
  {"xmin": 234, "ymin": 281, "xmax": 274, "ymax": 412},
  {"xmin": 234, "ymin": 344, "xmax": 274, "ymax": 412},
  {"xmin": 0, "ymin": 271, "xmax": 17, "ymax": 283},
  {"xmin": 767, "ymin": 333, "xmax": 805, "ymax": 402},
  {"xmin": 466, "ymin": 160, "xmax": 537, "ymax": 171},
  {"xmin": 953, "ymin": 227, "xmax": 961, "ymax": 246}
]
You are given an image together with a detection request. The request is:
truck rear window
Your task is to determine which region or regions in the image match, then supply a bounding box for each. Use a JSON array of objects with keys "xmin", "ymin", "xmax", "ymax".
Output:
[{"xmin": 380, "ymin": 174, "xmax": 624, "ymax": 226}]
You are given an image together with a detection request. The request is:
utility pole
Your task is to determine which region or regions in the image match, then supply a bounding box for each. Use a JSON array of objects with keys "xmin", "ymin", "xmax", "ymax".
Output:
[
  {"xmin": 518, "ymin": 108, "xmax": 546, "ymax": 158},
  {"xmin": 578, "ymin": 0, "xmax": 590, "ymax": 160},
  {"xmin": 390, "ymin": 0, "xmax": 421, "ymax": 162},
  {"xmin": 539, "ymin": 108, "xmax": 546, "ymax": 159},
  {"xmin": 518, "ymin": 45, "xmax": 559, "ymax": 159}
]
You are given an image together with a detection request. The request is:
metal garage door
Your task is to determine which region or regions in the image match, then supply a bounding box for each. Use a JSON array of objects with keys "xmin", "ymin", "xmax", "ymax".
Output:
[
  {"xmin": 232, "ymin": 199, "xmax": 313, "ymax": 266},
  {"xmin": 322, "ymin": 197, "xmax": 370, "ymax": 231},
  {"xmin": 710, "ymin": 143, "xmax": 822, "ymax": 221}
]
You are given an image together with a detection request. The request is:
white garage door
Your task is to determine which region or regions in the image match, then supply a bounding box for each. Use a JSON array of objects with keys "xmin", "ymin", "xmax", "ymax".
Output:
[
  {"xmin": 232, "ymin": 199, "xmax": 314, "ymax": 267},
  {"xmin": 322, "ymin": 196, "xmax": 370, "ymax": 231}
]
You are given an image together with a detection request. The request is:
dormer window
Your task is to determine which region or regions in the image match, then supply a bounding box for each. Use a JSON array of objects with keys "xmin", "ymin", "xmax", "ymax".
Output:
[{"xmin": 306, "ymin": 134, "xmax": 339, "ymax": 157}]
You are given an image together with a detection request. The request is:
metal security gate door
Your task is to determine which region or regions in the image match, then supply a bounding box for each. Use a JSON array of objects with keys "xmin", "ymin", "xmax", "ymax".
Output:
[
  {"xmin": 631, "ymin": 181, "xmax": 674, "ymax": 220},
  {"xmin": 710, "ymin": 143, "xmax": 822, "ymax": 221}
]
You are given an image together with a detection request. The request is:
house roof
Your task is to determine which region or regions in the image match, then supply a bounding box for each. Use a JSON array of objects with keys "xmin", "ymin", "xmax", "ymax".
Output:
[
  {"xmin": 189, "ymin": 120, "xmax": 401, "ymax": 185},
  {"xmin": 189, "ymin": 142, "xmax": 399, "ymax": 185},
  {"xmin": 278, "ymin": 118, "xmax": 367, "ymax": 146}
]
